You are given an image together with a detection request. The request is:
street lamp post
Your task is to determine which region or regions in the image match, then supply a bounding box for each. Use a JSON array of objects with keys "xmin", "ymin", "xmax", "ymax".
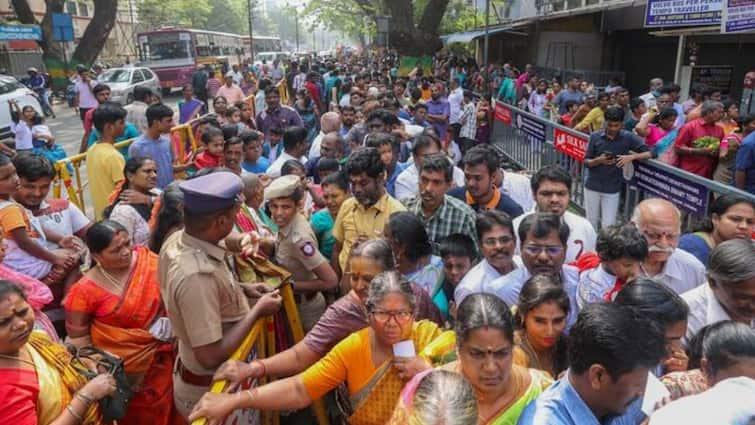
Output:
[
  {"xmin": 247, "ymin": 0, "xmax": 254, "ymax": 60},
  {"xmin": 295, "ymin": 9, "xmax": 300, "ymax": 52}
]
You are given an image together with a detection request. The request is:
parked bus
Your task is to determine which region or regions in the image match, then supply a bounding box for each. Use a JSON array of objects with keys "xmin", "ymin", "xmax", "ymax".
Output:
[
  {"xmin": 242, "ymin": 36, "xmax": 282, "ymax": 56},
  {"xmin": 136, "ymin": 27, "xmax": 280, "ymax": 94}
]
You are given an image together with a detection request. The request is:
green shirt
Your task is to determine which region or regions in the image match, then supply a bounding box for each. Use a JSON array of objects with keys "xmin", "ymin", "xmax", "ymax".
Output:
[{"xmin": 310, "ymin": 209, "xmax": 335, "ymax": 260}]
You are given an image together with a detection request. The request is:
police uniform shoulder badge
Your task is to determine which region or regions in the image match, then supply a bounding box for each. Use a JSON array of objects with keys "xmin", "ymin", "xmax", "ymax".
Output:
[{"xmin": 300, "ymin": 241, "xmax": 316, "ymax": 257}]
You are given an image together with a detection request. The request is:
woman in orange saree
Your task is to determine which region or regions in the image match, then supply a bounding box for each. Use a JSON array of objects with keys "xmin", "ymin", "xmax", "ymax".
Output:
[
  {"xmin": 63, "ymin": 220, "xmax": 177, "ymax": 425},
  {"xmin": 189, "ymin": 271, "xmax": 443, "ymax": 425}
]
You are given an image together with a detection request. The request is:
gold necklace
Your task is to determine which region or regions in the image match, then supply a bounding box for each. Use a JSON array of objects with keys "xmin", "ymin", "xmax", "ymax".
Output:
[
  {"xmin": 0, "ymin": 348, "xmax": 35, "ymax": 367},
  {"xmin": 96, "ymin": 264, "xmax": 129, "ymax": 292}
]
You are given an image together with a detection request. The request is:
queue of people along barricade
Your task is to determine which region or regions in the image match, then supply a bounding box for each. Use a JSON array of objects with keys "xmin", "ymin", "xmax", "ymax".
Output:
[{"xmin": 0, "ymin": 53, "xmax": 753, "ymax": 425}]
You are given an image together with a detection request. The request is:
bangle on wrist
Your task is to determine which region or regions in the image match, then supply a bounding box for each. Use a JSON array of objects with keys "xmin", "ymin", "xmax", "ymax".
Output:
[
  {"xmin": 66, "ymin": 405, "xmax": 84, "ymax": 422},
  {"xmin": 75, "ymin": 391, "xmax": 94, "ymax": 404}
]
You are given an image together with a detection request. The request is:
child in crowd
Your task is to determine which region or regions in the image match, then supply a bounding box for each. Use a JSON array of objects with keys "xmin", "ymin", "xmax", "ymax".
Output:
[
  {"xmin": 194, "ymin": 126, "xmax": 225, "ymax": 170},
  {"xmin": 240, "ymin": 130, "xmax": 270, "ymax": 173},
  {"xmin": 575, "ymin": 223, "xmax": 648, "ymax": 308},
  {"xmin": 439, "ymin": 233, "xmax": 477, "ymax": 321},
  {"xmin": 559, "ymin": 100, "xmax": 579, "ymax": 127},
  {"xmin": 224, "ymin": 106, "xmax": 246, "ymax": 133},
  {"xmin": 0, "ymin": 228, "xmax": 59, "ymax": 340},
  {"xmin": 310, "ymin": 172, "xmax": 350, "ymax": 261},
  {"xmin": 265, "ymin": 127, "xmax": 285, "ymax": 162},
  {"xmin": 0, "ymin": 154, "xmax": 81, "ymax": 286},
  {"xmin": 281, "ymin": 159, "xmax": 325, "ymax": 216},
  {"xmin": 316, "ymin": 157, "xmax": 341, "ymax": 182}
]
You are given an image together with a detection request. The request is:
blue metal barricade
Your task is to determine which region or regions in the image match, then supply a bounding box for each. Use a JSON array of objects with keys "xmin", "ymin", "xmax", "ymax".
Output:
[{"xmin": 490, "ymin": 100, "xmax": 755, "ymax": 225}]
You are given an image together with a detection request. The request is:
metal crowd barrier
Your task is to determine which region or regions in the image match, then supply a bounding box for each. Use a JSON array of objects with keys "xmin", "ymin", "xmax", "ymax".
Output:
[
  {"xmin": 52, "ymin": 95, "xmax": 257, "ymax": 212},
  {"xmin": 490, "ymin": 100, "xmax": 755, "ymax": 225}
]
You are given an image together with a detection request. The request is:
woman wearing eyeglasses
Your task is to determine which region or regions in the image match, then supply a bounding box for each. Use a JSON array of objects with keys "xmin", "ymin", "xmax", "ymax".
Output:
[
  {"xmin": 390, "ymin": 293, "xmax": 552, "ymax": 425},
  {"xmin": 189, "ymin": 271, "xmax": 443, "ymax": 425}
]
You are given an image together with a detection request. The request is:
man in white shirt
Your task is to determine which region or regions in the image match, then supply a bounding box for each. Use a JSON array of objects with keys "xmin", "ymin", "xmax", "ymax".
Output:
[
  {"xmin": 308, "ymin": 112, "xmax": 342, "ymax": 161},
  {"xmin": 395, "ymin": 134, "xmax": 465, "ymax": 201},
  {"xmin": 230, "ymin": 64, "xmax": 243, "ymax": 86},
  {"xmin": 497, "ymin": 169, "xmax": 535, "ymax": 213},
  {"xmin": 489, "ymin": 213, "xmax": 580, "ymax": 328},
  {"xmin": 639, "ymin": 77, "xmax": 664, "ymax": 109},
  {"xmin": 650, "ymin": 377, "xmax": 755, "ymax": 425},
  {"xmin": 455, "ymin": 210, "xmax": 523, "ymax": 304},
  {"xmin": 266, "ymin": 126, "xmax": 308, "ymax": 178},
  {"xmin": 631, "ymin": 198, "xmax": 706, "ymax": 295},
  {"xmin": 681, "ymin": 238, "xmax": 755, "ymax": 345},
  {"xmin": 74, "ymin": 67, "xmax": 98, "ymax": 122},
  {"xmin": 513, "ymin": 166, "xmax": 596, "ymax": 263},
  {"xmin": 124, "ymin": 86, "xmax": 153, "ymax": 134},
  {"xmin": 447, "ymin": 78, "xmax": 464, "ymax": 125}
]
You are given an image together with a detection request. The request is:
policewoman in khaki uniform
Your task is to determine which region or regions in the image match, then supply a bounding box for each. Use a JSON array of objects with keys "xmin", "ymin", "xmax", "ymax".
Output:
[
  {"xmin": 158, "ymin": 171, "xmax": 282, "ymax": 419},
  {"xmin": 264, "ymin": 175, "xmax": 338, "ymax": 331}
]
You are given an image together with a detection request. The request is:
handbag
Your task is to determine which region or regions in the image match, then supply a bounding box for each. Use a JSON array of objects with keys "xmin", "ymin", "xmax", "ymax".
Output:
[{"xmin": 69, "ymin": 345, "xmax": 134, "ymax": 422}]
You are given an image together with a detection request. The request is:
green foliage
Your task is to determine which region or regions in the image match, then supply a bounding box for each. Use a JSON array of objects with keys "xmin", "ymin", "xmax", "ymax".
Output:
[{"xmin": 303, "ymin": 0, "xmax": 378, "ymax": 40}]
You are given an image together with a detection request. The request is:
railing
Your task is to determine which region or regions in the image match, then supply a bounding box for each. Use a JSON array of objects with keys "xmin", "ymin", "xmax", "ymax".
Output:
[
  {"xmin": 191, "ymin": 320, "xmax": 267, "ymax": 425},
  {"xmin": 52, "ymin": 92, "xmax": 263, "ymax": 212},
  {"xmin": 490, "ymin": 100, "xmax": 755, "ymax": 225}
]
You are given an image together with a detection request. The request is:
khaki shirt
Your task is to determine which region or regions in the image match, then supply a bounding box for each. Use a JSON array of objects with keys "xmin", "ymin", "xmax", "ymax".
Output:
[
  {"xmin": 158, "ymin": 230, "xmax": 250, "ymax": 376},
  {"xmin": 275, "ymin": 213, "xmax": 326, "ymax": 282},
  {"xmin": 332, "ymin": 193, "xmax": 406, "ymax": 270}
]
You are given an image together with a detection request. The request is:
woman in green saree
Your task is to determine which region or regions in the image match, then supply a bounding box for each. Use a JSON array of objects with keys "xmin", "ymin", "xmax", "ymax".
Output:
[{"xmin": 391, "ymin": 293, "xmax": 553, "ymax": 425}]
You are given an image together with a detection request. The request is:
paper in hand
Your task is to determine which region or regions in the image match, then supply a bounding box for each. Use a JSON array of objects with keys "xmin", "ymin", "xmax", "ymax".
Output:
[
  {"xmin": 641, "ymin": 372, "xmax": 670, "ymax": 416},
  {"xmin": 392, "ymin": 340, "xmax": 416, "ymax": 358}
]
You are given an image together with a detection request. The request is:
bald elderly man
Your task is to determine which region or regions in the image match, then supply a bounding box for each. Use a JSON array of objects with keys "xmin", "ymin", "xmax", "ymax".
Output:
[
  {"xmin": 308, "ymin": 111, "xmax": 342, "ymax": 161},
  {"xmin": 631, "ymin": 198, "xmax": 706, "ymax": 295}
]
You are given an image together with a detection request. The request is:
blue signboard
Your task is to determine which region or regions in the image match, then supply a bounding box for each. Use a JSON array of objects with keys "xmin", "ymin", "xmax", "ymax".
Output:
[
  {"xmin": 514, "ymin": 111, "xmax": 546, "ymax": 144},
  {"xmin": 52, "ymin": 13, "xmax": 74, "ymax": 42},
  {"xmin": 645, "ymin": 0, "xmax": 722, "ymax": 27},
  {"xmin": 630, "ymin": 161, "xmax": 710, "ymax": 215},
  {"xmin": 0, "ymin": 25, "xmax": 42, "ymax": 41},
  {"xmin": 722, "ymin": 0, "xmax": 755, "ymax": 33}
]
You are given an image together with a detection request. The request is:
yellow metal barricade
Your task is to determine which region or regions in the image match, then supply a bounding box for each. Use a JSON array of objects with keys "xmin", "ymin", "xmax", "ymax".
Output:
[
  {"xmin": 191, "ymin": 281, "xmax": 330, "ymax": 425},
  {"xmin": 53, "ymin": 95, "xmax": 254, "ymax": 212}
]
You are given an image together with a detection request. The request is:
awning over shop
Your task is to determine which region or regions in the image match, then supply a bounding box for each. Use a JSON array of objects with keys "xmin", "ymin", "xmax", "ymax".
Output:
[{"xmin": 441, "ymin": 26, "xmax": 525, "ymax": 44}]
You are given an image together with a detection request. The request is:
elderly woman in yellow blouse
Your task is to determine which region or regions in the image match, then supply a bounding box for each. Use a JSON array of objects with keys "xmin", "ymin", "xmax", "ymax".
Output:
[{"xmin": 189, "ymin": 270, "xmax": 443, "ymax": 425}]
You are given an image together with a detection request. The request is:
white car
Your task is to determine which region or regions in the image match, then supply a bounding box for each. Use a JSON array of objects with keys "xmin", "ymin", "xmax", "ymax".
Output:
[
  {"xmin": 97, "ymin": 66, "xmax": 161, "ymax": 104},
  {"xmin": 0, "ymin": 76, "xmax": 43, "ymax": 142}
]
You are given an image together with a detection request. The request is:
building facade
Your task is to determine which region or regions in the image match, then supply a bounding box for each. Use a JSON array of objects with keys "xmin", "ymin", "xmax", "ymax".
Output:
[{"xmin": 0, "ymin": 0, "xmax": 139, "ymax": 64}]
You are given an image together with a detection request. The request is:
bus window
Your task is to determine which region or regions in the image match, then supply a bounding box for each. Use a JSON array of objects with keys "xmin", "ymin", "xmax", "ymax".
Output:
[{"xmin": 142, "ymin": 32, "xmax": 192, "ymax": 61}]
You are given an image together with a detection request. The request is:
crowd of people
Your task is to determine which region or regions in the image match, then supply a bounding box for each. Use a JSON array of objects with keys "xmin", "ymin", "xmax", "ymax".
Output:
[
  {"xmin": 0, "ymin": 50, "xmax": 753, "ymax": 425},
  {"xmin": 497, "ymin": 65, "xmax": 755, "ymax": 230}
]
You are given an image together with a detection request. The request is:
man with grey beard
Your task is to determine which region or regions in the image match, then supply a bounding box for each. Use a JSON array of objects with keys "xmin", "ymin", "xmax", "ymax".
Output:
[{"xmin": 631, "ymin": 198, "xmax": 706, "ymax": 294}]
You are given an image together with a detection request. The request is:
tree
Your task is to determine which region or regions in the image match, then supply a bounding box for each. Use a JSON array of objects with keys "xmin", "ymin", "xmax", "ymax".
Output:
[
  {"xmin": 206, "ymin": 0, "xmax": 246, "ymax": 35},
  {"xmin": 137, "ymin": 0, "xmax": 211, "ymax": 30},
  {"xmin": 11, "ymin": 0, "xmax": 119, "ymax": 69},
  {"xmin": 305, "ymin": 0, "xmax": 451, "ymax": 56}
]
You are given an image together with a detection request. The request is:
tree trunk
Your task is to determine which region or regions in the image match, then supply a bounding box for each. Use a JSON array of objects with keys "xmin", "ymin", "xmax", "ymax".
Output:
[
  {"xmin": 71, "ymin": 0, "xmax": 118, "ymax": 66},
  {"xmin": 383, "ymin": 0, "xmax": 448, "ymax": 56}
]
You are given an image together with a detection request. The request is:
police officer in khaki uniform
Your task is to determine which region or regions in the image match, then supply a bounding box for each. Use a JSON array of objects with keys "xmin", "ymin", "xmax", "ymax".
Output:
[
  {"xmin": 264, "ymin": 175, "xmax": 338, "ymax": 331},
  {"xmin": 159, "ymin": 171, "xmax": 282, "ymax": 419}
]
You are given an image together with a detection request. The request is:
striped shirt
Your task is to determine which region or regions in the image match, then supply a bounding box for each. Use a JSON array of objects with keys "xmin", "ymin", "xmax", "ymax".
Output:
[{"xmin": 403, "ymin": 195, "xmax": 478, "ymax": 256}]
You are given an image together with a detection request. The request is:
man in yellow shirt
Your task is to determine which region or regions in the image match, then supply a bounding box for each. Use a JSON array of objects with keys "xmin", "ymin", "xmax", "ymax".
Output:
[
  {"xmin": 332, "ymin": 147, "xmax": 405, "ymax": 276},
  {"xmin": 86, "ymin": 102, "xmax": 126, "ymax": 219},
  {"xmin": 575, "ymin": 92, "xmax": 610, "ymax": 134}
]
